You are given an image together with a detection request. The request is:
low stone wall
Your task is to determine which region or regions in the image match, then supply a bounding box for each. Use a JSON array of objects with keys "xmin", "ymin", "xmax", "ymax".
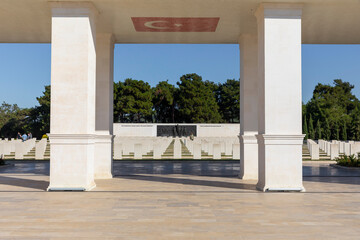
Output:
[{"xmin": 113, "ymin": 123, "xmax": 240, "ymax": 138}]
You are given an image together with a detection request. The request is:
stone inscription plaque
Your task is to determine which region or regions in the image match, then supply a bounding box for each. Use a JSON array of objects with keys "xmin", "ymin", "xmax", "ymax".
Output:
[{"xmin": 157, "ymin": 125, "xmax": 197, "ymax": 137}]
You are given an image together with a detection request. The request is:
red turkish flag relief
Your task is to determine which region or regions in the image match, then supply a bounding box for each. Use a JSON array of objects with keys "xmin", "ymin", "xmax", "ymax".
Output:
[{"xmin": 132, "ymin": 17, "xmax": 220, "ymax": 32}]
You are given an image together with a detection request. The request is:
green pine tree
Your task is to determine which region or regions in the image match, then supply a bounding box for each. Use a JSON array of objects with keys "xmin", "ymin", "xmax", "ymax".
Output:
[
  {"xmin": 350, "ymin": 107, "xmax": 360, "ymax": 141},
  {"xmin": 324, "ymin": 118, "xmax": 331, "ymax": 140},
  {"xmin": 308, "ymin": 114, "xmax": 314, "ymax": 139},
  {"xmin": 303, "ymin": 115, "xmax": 308, "ymax": 140},
  {"xmin": 336, "ymin": 124, "xmax": 340, "ymax": 140},
  {"xmin": 341, "ymin": 120, "xmax": 347, "ymax": 141},
  {"xmin": 316, "ymin": 119, "xmax": 322, "ymax": 139}
]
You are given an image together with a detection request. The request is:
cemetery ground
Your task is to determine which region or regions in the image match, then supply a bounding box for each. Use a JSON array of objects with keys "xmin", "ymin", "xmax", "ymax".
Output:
[{"xmin": 0, "ymin": 160, "xmax": 359, "ymax": 239}]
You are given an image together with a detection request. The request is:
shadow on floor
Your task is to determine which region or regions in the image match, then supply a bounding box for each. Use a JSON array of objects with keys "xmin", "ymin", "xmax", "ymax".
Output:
[
  {"xmin": 304, "ymin": 176, "xmax": 360, "ymax": 186},
  {"xmin": 0, "ymin": 175, "xmax": 49, "ymax": 191},
  {"xmin": 303, "ymin": 165, "xmax": 360, "ymax": 177},
  {"xmin": 116, "ymin": 174, "xmax": 257, "ymax": 191},
  {"xmin": 113, "ymin": 160, "xmax": 240, "ymax": 177},
  {"xmin": 0, "ymin": 161, "xmax": 49, "ymax": 175}
]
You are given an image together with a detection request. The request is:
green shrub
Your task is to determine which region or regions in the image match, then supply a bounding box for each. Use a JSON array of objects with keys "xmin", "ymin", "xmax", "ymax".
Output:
[
  {"xmin": 335, "ymin": 153, "xmax": 360, "ymax": 167},
  {"xmin": 42, "ymin": 134, "xmax": 48, "ymax": 139}
]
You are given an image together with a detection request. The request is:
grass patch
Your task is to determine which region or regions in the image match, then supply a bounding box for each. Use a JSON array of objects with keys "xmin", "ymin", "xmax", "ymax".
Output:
[{"xmin": 335, "ymin": 153, "xmax": 360, "ymax": 167}]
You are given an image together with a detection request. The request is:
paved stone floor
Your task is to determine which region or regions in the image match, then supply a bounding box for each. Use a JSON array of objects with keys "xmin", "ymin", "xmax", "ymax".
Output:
[{"xmin": 0, "ymin": 160, "xmax": 360, "ymax": 239}]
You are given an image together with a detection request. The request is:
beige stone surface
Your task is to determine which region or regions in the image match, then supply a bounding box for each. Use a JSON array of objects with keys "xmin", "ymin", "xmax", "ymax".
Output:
[
  {"xmin": 0, "ymin": 161, "xmax": 360, "ymax": 239},
  {"xmin": 1, "ymin": 0, "xmax": 360, "ymax": 44}
]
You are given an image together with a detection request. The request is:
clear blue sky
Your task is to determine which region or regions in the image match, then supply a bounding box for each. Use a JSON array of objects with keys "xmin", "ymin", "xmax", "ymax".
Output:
[{"xmin": 0, "ymin": 43, "xmax": 359, "ymax": 108}]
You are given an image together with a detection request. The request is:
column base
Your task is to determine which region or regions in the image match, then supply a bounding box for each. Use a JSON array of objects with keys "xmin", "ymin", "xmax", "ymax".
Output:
[
  {"xmin": 256, "ymin": 134, "xmax": 305, "ymax": 192},
  {"xmin": 239, "ymin": 134, "xmax": 258, "ymax": 180},
  {"xmin": 256, "ymin": 184, "xmax": 305, "ymax": 192},
  {"xmin": 47, "ymin": 182, "xmax": 96, "ymax": 191},
  {"xmin": 47, "ymin": 134, "xmax": 96, "ymax": 191},
  {"xmin": 94, "ymin": 133, "xmax": 114, "ymax": 179}
]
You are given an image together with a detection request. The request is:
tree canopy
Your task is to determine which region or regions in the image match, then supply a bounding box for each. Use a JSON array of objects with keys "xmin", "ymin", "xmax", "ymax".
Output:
[
  {"xmin": 176, "ymin": 74, "xmax": 222, "ymax": 123},
  {"xmin": 303, "ymin": 79, "xmax": 360, "ymax": 140},
  {"xmin": 113, "ymin": 79, "xmax": 153, "ymax": 123},
  {"xmin": 0, "ymin": 85, "xmax": 50, "ymax": 139},
  {"xmin": 152, "ymin": 80, "xmax": 177, "ymax": 123}
]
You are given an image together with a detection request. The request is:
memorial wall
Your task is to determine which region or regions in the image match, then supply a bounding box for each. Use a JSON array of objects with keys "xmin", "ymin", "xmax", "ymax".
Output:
[{"xmin": 113, "ymin": 123, "xmax": 240, "ymax": 138}]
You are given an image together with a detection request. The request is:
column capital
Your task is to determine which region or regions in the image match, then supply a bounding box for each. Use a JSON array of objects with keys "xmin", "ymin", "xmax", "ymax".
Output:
[
  {"xmin": 255, "ymin": 3, "xmax": 303, "ymax": 20},
  {"xmin": 49, "ymin": 1, "xmax": 99, "ymax": 17}
]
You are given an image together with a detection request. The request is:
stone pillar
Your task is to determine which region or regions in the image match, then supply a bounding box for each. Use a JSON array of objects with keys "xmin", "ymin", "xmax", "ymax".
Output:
[
  {"xmin": 255, "ymin": 3, "xmax": 305, "ymax": 192},
  {"xmin": 239, "ymin": 34, "xmax": 259, "ymax": 180},
  {"xmin": 94, "ymin": 33, "xmax": 115, "ymax": 179},
  {"xmin": 48, "ymin": 2, "xmax": 98, "ymax": 191}
]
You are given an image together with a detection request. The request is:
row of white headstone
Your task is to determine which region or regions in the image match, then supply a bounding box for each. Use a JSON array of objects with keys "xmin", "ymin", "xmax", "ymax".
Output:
[
  {"xmin": 0, "ymin": 138, "xmax": 48, "ymax": 160},
  {"xmin": 113, "ymin": 136, "xmax": 174, "ymax": 159},
  {"xmin": 113, "ymin": 136, "xmax": 240, "ymax": 160},
  {"xmin": 309, "ymin": 139, "xmax": 360, "ymax": 160},
  {"xmin": 1, "ymin": 136, "xmax": 241, "ymax": 160},
  {"xmin": 185, "ymin": 137, "xmax": 240, "ymax": 160}
]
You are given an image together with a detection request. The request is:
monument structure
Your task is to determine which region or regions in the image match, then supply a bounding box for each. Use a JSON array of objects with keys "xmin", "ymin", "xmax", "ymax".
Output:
[{"xmin": 1, "ymin": 0, "xmax": 359, "ymax": 191}]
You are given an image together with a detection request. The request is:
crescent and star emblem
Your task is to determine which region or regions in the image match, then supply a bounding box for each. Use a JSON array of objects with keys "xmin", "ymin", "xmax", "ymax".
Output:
[{"xmin": 144, "ymin": 21, "xmax": 183, "ymax": 29}]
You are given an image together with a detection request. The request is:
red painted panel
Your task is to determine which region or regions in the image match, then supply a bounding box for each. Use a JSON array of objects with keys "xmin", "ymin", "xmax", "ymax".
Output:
[{"xmin": 131, "ymin": 17, "xmax": 219, "ymax": 32}]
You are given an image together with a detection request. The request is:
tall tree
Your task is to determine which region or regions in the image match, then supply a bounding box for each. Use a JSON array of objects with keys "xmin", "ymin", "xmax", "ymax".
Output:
[
  {"xmin": 303, "ymin": 115, "xmax": 308, "ymax": 140},
  {"xmin": 305, "ymin": 79, "xmax": 359, "ymax": 140},
  {"xmin": 29, "ymin": 85, "xmax": 51, "ymax": 138},
  {"xmin": 113, "ymin": 79, "xmax": 153, "ymax": 123},
  {"xmin": 0, "ymin": 102, "xmax": 29, "ymax": 138},
  {"xmin": 153, "ymin": 81, "xmax": 177, "ymax": 123},
  {"xmin": 335, "ymin": 121, "xmax": 340, "ymax": 140},
  {"xmin": 315, "ymin": 119, "xmax": 322, "ymax": 139},
  {"xmin": 341, "ymin": 120, "xmax": 347, "ymax": 141},
  {"xmin": 350, "ymin": 107, "xmax": 360, "ymax": 141},
  {"xmin": 176, "ymin": 73, "xmax": 222, "ymax": 123},
  {"xmin": 308, "ymin": 114, "xmax": 314, "ymax": 139},
  {"xmin": 217, "ymin": 79, "xmax": 240, "ymax": 123},
  {"xmin": 323, "ymin": 118, "xmax": 331, "ymax": 140}
]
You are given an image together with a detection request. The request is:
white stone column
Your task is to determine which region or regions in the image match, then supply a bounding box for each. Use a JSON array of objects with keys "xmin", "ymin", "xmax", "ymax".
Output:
[
  {"xmin": 94, "ymin": 33, "xmax": 115, "ymax": 179},
  {"xmin": 255, "ymin": 3, "xmax": 305, "ymax": 192},
  {"xmin": 239, "ymin": 34, "xmax": 259, "ymax": 180},
  {"xmin": 48, "ymin": 2, "xmax": 98, "ymax": 191}
]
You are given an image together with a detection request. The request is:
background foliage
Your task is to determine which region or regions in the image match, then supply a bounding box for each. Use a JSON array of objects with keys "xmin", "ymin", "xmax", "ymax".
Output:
[
  {"xmin": 303, "ymin": 79, "xmax": 360, "ymax": 141},
  {"xmin": 0, "ymin": 75, "xmax": 359, "ymax": 140}
]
